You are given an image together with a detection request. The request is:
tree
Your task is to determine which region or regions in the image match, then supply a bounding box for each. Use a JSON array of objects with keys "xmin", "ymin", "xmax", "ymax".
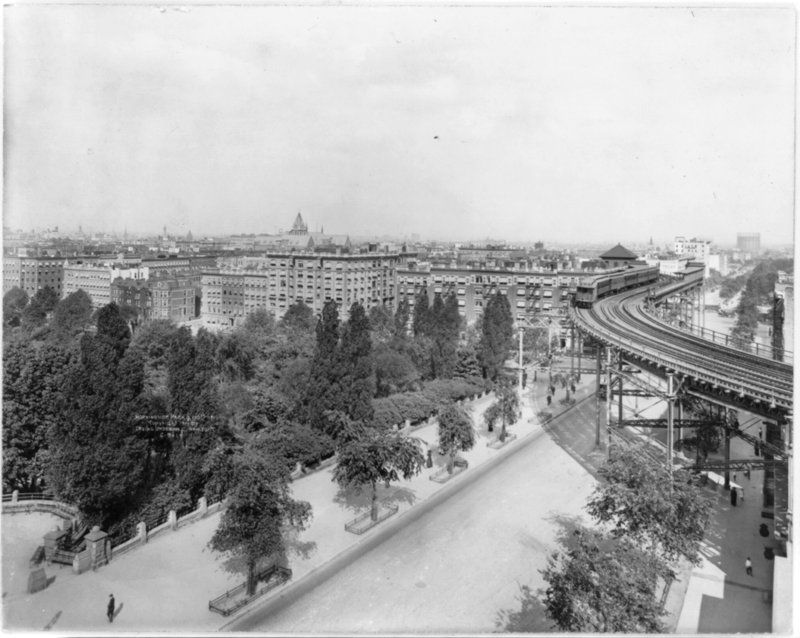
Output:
[
  {"xmin": 20, "ymin": 286, "xmax": 60, "ymax": 329},
  {"xmin": 244, "ymin": 308, "xmax": 277, "ymax": 336},
  {"xmin": 412, "ymin": 287, "xmax": 431, "ymax": 337},
  {"xmin": 392, "ymin": 299, "xmax": 411, "ymax": 341},
  {"xmin": 281, "ymin": 300, "xmax": 315, "ymax": 333},
  {"xmin": 3, "ymin": 340, "xmax": 75, "ymax": 491},
  {"xmin": 333, "ymin": 429, "xmax": 424, "ymax": 521},
  {"xmin": 47, "ymin": 333, "xmax": 149, "ymax": 526},
  {"xmin": 373, "ymin": 347, "xmax": 420, "ymax": 397},
  {"xmin": 52, "ymin": 289, "xmax": 93, "ymax": 336},
  {"xmin": 437, "ymin": 403, "xmax": 475, "ymax": 473},
  {"xmin": 217, "ymin": 331, "xmax": 256, "ymax": 381},
  {"xmin": 338, "ymin": 302, "xmax": 375, "ymax": 423},
  {"xmin": 302, "ymin": 300, "xmax": 341, "ymax": 431},
  {"xmin": 542, "ymin": 525, "xmax": 667, "ymax": 632},
  {"xmin": 484, "ymin": 382, "xmax": 520, "ymax": 441},
  {"xmin": 368, "ymin": 304, "xmax": 394, "ymax": 345},
  {"xmin": 209, "ymin": 447, "xmax": 312, "ymax": 595},
  {"xmin": 96, "ymin": 303, "xmax": 131, "ymax": 358},
  {"xmin": 33, "ymin": 285, "xmax": 60, "ymax": 314},
  {"xmin": 479, "ymin": 292, "xmax": 514, "ymax": 380},
  {"xmin": 586, "ymin": 443, "xmax": 713, "ymax": 568},
  {"xmin": 3, "ymin": 287, "xmax": 29, "ymax": 327},
  {"xmin": 428, "ymin": 293, "xmax": 460, "ymax": 378},
  {"xmin": 165, "ymin": 327, "xmax": 223, "ymax": 500}
]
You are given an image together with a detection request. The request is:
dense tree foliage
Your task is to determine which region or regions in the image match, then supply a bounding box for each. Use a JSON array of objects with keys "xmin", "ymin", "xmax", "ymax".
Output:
[
  {"xmin": 302, "ymin": 300, "xmax": 341, "ymax": 431},
  {"xmin": 3, "ymin": 340, "xmax": 76, "ymax": 491},
  {"xmin": 47, "ymin": 305, "xmax": 149, "ymax": 526},
  {"xmin": 731, "ymin": 258, "xmax": 793, "ymax": 348},
  {"xmin": 3, "ymin": 287, "xmax": 29, "ymax": 327},
  {"xmin": 51, "ymin": 289, "xmax": 93, "ymax": 336},
  {"xmin": 479, "ymin": 292, "xmax": 514, "ymax": 380},
  {"xmin": 542, "ymin": 525, "xmax": 667, "ymax": 632},
  {"xmin": 338, "ymin": 302, "xmax": 376, "ymax": 422},
  {"xmin": 586, "ymin": 443, "xmax": 712, "ymax": 568}
]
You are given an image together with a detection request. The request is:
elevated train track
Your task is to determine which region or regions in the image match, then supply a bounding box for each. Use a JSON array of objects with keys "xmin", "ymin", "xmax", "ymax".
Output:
[{"xmin": 570, "ymin": 286, "xmax": 793, "ymax": 418}]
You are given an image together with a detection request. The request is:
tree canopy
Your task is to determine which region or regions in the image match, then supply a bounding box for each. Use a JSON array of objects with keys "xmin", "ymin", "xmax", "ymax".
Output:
[
  {"xmin": 542, "ymin": 525, "xmax": 667, "ymax": 633},
  {"xmin": 209, "ymin": 446, "xmax": 312, "ymax": 595},
  {"xmin": 437, "ymin": 402, "xmax": 475, "ymax": 473},
  {"xmin": 479, "ymin": 292, "xmax": 514, "ymax": 381},
  {"xmin": 586, "ymin": 443, "xmax": 712, "ymax": 568},
  {"xmin": 333, "ymin": 429, "xmax": 424, "ymax": 521}
]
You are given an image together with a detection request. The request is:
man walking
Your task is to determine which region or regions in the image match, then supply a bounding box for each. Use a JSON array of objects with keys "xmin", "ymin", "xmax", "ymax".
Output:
[
  {"xmin": 745, "ymin": 557, "xmax": 753, "ymax": 576},
  {"xmin": 107, "ymin": 594, "xmax": 115, "ymax": 623}
]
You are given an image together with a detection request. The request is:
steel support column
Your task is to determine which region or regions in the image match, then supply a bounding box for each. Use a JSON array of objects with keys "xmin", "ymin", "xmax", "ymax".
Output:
[
  {"xmin": 606, "ymin": 347, "xmax": 613, "ymax": 453},
  {"xmin": 577, "ymin": 331, "xmax": 582, "ymax": 382},
  {"xmin": 617, "ymin": 356, "xmax": 624, "ymax": 424},
  {"xmin": 666, "ymin": 373, "xmax": 674, "ymax": 481},
  {"xmin": 595, "ymin": 343, "xmax": 602, "ymax": 449},
  {"xmin": 723, "ymin": 406, "xmax": 731, "ymax": 490},
  {"xmin": 570, "ymin": 324, "xmax": 575, "ymax": 380}
]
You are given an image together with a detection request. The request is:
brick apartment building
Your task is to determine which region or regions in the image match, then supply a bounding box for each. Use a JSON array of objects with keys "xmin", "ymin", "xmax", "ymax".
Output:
[{"xmin": 201, "ymin": 250, "xmax": 398, "ymax": 329}]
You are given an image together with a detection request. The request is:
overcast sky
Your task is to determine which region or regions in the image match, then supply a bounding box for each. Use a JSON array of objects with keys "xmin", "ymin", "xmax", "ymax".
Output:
[{"xmin": 3, "ymin": 4, "xmax": 795, "ymax": 246}]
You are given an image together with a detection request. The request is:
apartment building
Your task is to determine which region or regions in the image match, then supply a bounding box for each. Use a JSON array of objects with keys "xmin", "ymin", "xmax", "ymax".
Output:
[
  {"xmin": 3, "ymin": 256, "xmax": 65, "ymax": 296},
  {"xmin": 63, "ymin": 263, "xmax": 150, "ymax": 308},
  {"xmin": 396, "ymin": 265, "xmax": 584, "ymax": 326},
  {"xmin": 201, "ymin": 250, "xmax": 398, "ymax": 329},
  {"xmin": 151, "ymin": 275, "xmax": 199, "ymax": 322}
]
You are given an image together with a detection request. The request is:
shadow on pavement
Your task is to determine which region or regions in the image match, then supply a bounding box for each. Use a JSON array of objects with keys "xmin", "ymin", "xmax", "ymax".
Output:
[
  {"xmin": 494, "ymin": 584, "xmax": 555, "ymax": 633},
  {"xmin": 333, "ymin": 484, "xmax": 418, "ymax": 513}
]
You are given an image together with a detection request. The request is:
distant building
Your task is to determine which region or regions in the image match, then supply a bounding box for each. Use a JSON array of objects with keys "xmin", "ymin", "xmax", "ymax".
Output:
[
  {"xmin": 111, "ymin": 278, "xmax": 152, "ymax": 319},
  {"xmin": 773, "ymin": 272, "xmax": 793, "ymax": 361},
  {"xmin": 63, "ymin": 263, "xmax": 149, "ymax": 308},
  {"xmin": 3, "ymin": 255, "xmax": 65, "ymax": 297},
  {"xmin": 673, "ymin": 236, "xmax": 712, "ymax": 275},
  {"xmin": 737, "ymin": 233, "xmax": 761, "ymax": 255},
  {"xmin": 598, "ymin": 244, "xmax": 640, "ymax": 269},
  {"xmin": 201, "ymin": 249, "xmax": 398, "ymax": 329},
  {"xmin": 706, "ymin": 253, "xmax": 728, "ymax": 276},
  {"xmin": 396, "ymin": 264, "xmax": 584, "ymax": 326},
  {"xmin": 151, "ymin": 275, "xmax": 199, "ymax": 322}
]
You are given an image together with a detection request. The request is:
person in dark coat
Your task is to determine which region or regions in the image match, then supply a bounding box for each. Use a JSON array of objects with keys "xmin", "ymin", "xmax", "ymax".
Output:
[{"xmin": 107, "ymin": 594, "xmax": 115, "ymax": 623}]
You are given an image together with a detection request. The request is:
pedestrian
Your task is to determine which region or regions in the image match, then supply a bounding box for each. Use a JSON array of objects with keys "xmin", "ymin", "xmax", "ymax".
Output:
[
  {"xmin": 745, "ymin": 467, "xmax": 751, "ymax": 480},
  {"xmin": 758, "ymin": 428, "xmax": 763, "ymax": 440},
  {"xmin": 745, "ymin": 557, "xmax": 753, "ymax": 576},
  {"xmin": 107, "ymin": 594, "xmax": 115, "ymax": 623},
  {"xmin": 546, "ymin": 394, "xmax": 552, "ymax": 407}
]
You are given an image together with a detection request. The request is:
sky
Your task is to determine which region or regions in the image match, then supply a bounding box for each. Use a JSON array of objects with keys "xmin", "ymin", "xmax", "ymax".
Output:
[{"xmin": 3, "ymin": 4, "xmax": 795, "ymax": 246}]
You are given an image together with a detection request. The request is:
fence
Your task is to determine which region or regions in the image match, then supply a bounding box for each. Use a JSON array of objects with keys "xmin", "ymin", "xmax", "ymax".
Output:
[
  {"xmin": 2, "ymin": 491, "xmax": 79, "ymax": 521},
  {"xmin": 344, "ymin": 501, "xmax": 400, "ymax": 535},
  {"xmin": 208, "ymin": 566, "xmax": 292, "ymax": 616}
]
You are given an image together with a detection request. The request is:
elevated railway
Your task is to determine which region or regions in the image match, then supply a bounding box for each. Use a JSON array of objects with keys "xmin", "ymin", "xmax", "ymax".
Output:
[{"xmin": 570, "ymin": 286, "xmax": 793, "ymax": 418}]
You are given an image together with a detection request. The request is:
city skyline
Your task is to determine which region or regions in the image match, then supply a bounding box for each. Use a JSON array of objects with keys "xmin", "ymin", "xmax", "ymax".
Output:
[{"xmin": 4, "ymin": 5, "xmax": 795, "ymax": 246}]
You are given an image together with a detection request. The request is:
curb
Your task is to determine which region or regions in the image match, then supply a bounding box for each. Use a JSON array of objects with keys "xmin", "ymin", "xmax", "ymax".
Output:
[{"xmin": 221, "ymin": 389, "xmax": 596, "ymax": 631}]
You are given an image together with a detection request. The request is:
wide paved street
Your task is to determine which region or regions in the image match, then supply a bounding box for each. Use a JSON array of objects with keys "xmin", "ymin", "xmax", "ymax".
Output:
[{"xmin": 240, "ymin": 395, "xmax": 599, "ymax": 633}]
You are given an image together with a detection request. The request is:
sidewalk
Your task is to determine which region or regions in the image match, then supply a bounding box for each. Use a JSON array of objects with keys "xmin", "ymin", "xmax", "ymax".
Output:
[
  {"xmin": 675, "ymin": 433, "xmax": 775, "ymax": 634},
  {"xmin": 2, "ymin": 370, "xmax": 596, "ymax": 633}
]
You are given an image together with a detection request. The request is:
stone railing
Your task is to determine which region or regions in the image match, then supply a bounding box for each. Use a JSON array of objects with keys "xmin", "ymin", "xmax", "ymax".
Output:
[{"xmin": 2, "ymin": 491, "xmax": 79, "ymax": 522}]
